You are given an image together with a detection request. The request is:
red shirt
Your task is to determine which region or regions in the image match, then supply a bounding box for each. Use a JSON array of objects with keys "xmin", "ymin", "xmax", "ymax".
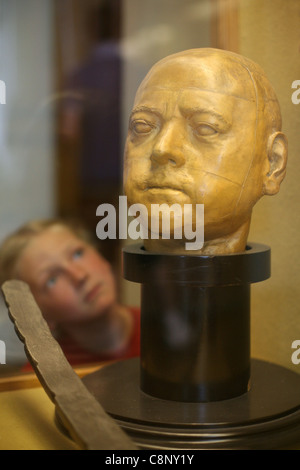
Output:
[{"xmin": 22, "ymin": 307, "xmax": 140, "ymax": 371}]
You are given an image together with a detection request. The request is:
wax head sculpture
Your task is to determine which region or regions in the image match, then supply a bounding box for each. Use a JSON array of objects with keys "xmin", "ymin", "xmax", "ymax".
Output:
[{"xmin": 123, "ymin": 48, "xmax": 288, "ymax": 254}]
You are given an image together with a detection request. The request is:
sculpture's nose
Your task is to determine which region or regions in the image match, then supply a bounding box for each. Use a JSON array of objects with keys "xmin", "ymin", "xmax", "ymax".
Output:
[{"xmin": 151, "ymin": 121, "xmax": 185, "ymax": 168}]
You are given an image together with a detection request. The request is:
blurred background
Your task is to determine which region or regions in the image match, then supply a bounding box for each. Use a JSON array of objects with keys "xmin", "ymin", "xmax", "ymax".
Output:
[{"xmin": 0, "ymin": 0, "xmax": 299, "ymax": 374}]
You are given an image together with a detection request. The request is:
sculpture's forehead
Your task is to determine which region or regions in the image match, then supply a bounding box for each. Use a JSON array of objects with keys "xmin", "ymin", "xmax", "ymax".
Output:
[{"xmin": 135, "ymin": 55, "xmax": 257, "ymax": 103}]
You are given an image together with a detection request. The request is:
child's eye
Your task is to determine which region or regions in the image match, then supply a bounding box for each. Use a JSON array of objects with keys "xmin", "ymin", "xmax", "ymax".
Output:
[
  {"xmin": 46, "ymin": 276, "xmax": 57, "ymax": 288},
  {"xmin": 73, "ymin": 247, "xmax": 84, "ymax": 259}
]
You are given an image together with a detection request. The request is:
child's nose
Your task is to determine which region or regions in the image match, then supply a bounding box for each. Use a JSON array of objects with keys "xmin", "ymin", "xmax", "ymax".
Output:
[{"xmin": 68, "ymin": 265, "xmax": 88, "ymax": 285}]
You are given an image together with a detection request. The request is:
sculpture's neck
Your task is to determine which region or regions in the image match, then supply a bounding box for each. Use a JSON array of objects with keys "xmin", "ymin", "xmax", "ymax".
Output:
[{"xmin": 143, "ymin": 219, "xmax": 251, "ymax": 255}]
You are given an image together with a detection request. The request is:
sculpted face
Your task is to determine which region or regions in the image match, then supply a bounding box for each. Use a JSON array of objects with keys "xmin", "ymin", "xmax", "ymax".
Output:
[{"xmin": 123, "ymin": 49, "xmax": 287, "ymax": 254}]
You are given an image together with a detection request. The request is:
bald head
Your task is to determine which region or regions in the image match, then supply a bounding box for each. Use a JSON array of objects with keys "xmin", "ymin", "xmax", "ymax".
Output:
[
  {"xmin": 135, "ymin": 48, "xmax": 282, "ymax": 133},
  {"xmin": 124, "ymin": 48, "xmax": 287, "ymax": 254}
]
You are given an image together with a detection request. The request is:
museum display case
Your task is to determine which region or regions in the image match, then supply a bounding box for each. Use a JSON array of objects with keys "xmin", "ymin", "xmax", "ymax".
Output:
[{"xmin": 0, "ymin": 0, "xmax": 299, "ymax": 451}]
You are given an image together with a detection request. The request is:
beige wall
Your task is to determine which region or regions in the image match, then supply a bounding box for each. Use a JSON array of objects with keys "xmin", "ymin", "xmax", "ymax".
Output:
[{"xmin": 239, "ymin": 0, "xmax": 300, "ymax": 372}]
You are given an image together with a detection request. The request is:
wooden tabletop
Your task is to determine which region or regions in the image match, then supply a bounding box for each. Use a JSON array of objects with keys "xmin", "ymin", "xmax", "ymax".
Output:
[{"xmin": 0, "ymin": 363, "xmax": 105, "ymax": 450}]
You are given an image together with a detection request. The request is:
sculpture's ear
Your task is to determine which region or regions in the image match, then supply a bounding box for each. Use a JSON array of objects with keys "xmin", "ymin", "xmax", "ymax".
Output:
[{"xmin": 263, "ymin": 132, "xmax": 288, "ymax": 195}]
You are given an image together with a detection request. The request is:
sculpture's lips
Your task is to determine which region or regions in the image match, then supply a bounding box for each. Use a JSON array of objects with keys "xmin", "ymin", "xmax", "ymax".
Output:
[{"xmin": 144, "ymin": 184, "xmax": 186, "ymax": 194}]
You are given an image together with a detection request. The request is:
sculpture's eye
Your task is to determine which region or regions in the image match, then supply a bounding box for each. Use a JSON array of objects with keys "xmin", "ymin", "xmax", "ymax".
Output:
[
  {"xmin": 130, "ymin": 119, "xmax": 154, "ymax": 135},
  {"xmin": 194, "ymin": 123, "xmax": 217, "ymax": 137}
]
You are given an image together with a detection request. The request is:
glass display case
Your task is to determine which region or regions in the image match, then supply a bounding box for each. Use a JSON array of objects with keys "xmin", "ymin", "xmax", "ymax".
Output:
[{"xmin": 0, "ymin": 0, "xmax": 299, "ymax": 450}]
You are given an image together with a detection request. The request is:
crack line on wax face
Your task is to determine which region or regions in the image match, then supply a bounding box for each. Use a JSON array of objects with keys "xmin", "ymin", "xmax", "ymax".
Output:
[
  {"xmin": 191, "ymin": 169, "xmax": 243, "ymax": 187},
  {"xmin": 138, "ymin": 168, "xmax": 243, "ymax": 190},
  {"xmin": 136, "ymin": 85, "xmax": 257, "ymax": 102},
  {"xmin": 229, "ymin": 62, "xmax": 259, "ymax": 235}
]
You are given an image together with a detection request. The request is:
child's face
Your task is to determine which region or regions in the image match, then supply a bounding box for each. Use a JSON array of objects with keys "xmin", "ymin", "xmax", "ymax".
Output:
[{"xmin": 15, "ymin": 225, "xmax": 117, "ymax": 327}]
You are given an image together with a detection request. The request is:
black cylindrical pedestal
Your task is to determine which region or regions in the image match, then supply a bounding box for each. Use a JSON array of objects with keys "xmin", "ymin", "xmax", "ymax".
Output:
[
  {"xmin": 79, "ymin": 242, "xmax": 300, "ymax": 449},
  {"xmin": 123, "ymin": 243, "xmax": 270, "ymax": 402},
  {"xmin": 141, "ymin": 283, "xmax": 250, "ymax": 402}
]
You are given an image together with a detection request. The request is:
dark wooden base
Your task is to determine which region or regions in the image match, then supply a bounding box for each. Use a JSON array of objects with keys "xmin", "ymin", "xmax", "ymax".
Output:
[
  {"xmin": 82, "ymin": 357, "xmax": 300, "ymax": 450},
  {"xmin": 123, "ymin": 243, "xmax": 270, "ymax": 402}
]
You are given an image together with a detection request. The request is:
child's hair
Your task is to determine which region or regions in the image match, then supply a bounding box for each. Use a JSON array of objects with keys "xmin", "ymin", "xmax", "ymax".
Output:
[{"xmin": 0, "ymin": 218, "xmax": 95, "ymax": 285}]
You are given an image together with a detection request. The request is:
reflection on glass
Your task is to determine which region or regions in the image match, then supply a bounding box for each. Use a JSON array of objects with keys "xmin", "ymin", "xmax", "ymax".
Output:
[{"xmin": 0, "ymin": 0, "xmax": 213, "ymax": 377}]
